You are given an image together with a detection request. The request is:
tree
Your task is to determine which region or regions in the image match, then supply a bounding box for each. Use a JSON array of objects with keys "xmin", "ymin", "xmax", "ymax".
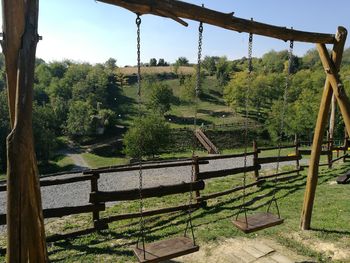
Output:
[
  {"xmin": 105, "ymin": 58, "xmax": 117, "ymax": 70},
  {"xmin": 147, "ymin": 81, "xmax": 173, "ymax": 114},
  {"xmin": 176, "ymin": 57, "xmax": 189, "ymax": 66},
  {"xmin": 66, "ymin": 101, "xmax": 95, "ymax": 136},
  {"xmin": 179, "ymin": 74, "xmax": 197, "ymax": 102},
  {"xmin": 157, "ymin": 58, "xmax": 168, "ymax": 66},
  {"xmin": 123, "ymin": 114, "xmax": 171, "ymax": 158},
  {"xmin": 149, "ymin": 58, "xmax": 157, "ymax": 67},
  {"xmin": 216, "ymin": 56, "xmax": 230, "ymax": 86},
  {"xmin": 32, "ymin": 103, "xmax": 58, "ymax": 163},
  {"xmin": 202, "ymin": 56, "xmax": 217, "ymax": 76}
]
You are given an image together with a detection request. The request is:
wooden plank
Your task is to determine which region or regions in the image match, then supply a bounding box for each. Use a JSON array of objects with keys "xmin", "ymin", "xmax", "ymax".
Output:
[
  {"xmin": 90, "ymin": 181, "xmax": 205, "ymax": 203},
  {"xmin": 98, "ymin": 0, "xmax": 336, "ymax": 44},
  {"xmin": 133, "ymin": 237, "xmax": 199, "ymax": 263},
  {"xmin": 299, "ymin": 149, "xmax": 330, "ymax": 155},
  {"xmin": 242, "ymin": 245, "xmax": 267, "ymax": 258},
  {"xmin": 331, "ymin": 154, "xmax": 348, "ymax": 163},
  {"xmin": 83, "ymin": 160, "xmax": 209, "ymax": 174},
  {"xmin": 233, "ymin": 212, "xmax": 284, "ymax": 233},
  {"xmin": 0, "ymin": 204, "xmax": 106, "ymax": 225},
  {"xmin": 198, "ymin": 151, "xmax": 256, "ymax": 161},
  {"xmin": 253, "ymin": 243, "xmax": 275, "ymax": 255},
  {"xmin": 99, "ymin": 203, "xmax": 201, "ymax": 224},
  {"xmin": 196, "ymin": 180, "xmax": 263, "ymax": 202},
  {"xmin": 197, "ymin": 165, "xmax": 261, "ymax": 180},
  {"xmin": 257, "ymin": 155, "xmax": 301, "ymax": 165},
  {"xmin": 0, "ymin": 175, "xmax": 95, "ymax": 192},
  {"xmin": 258, "ymin": 144, "xmax": 296, "ymax": 151},
  {"xmin": 336, "ymin": 173, "xmax": 350, "ymax": 184}
]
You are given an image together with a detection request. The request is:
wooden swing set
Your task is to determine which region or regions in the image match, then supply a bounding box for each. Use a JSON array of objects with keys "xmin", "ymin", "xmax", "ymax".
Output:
[{"xmin": 1, "ymin": 0, "xmax": 348, "ymax": 262}]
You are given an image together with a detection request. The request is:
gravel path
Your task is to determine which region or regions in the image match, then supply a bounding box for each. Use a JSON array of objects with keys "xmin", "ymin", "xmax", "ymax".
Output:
[{"xmin": 0, "ymin": 156, "xmax": 305, "ymax": 214}]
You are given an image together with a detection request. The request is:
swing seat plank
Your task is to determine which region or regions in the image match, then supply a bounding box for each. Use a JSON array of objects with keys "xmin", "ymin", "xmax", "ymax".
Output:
[
  {"xmin": 233, "ymin": 212, "xmax": 284, "ymax": 233},
  {"xmin": 133, "ymin": 237, "xmax": 199, "ymax": 263},
  {"xmin": 336, "ymin": 172, "xmax": 350, "ymax": 184}
]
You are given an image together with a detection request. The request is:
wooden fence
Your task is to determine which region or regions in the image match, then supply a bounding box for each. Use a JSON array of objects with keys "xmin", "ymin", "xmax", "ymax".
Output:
[{"xmin": 0, "ymin": 137, "xmax": 348, "ymax": 251}]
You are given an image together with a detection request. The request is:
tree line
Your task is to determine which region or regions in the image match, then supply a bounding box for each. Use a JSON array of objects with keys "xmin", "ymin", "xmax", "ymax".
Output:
[{"xmin": 0, "ymin": 47, "xmax": 349, "ymax": 171}]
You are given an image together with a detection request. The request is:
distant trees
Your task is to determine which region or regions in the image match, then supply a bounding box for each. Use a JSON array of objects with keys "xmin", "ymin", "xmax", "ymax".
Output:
[
  {"xmin": 149, "ymin": 58, "xmax": 157, "ymax": 67},
  {"xmin": 175, "ymin": 57, "xmax": 189, "ymax": 66},
  {"xmin": 123, "ymin": 114, "xmax": 171, "ymax": 158},
  {"xmin": 149, "ymin": 58, "xmax": 168, "ymax": 67}
]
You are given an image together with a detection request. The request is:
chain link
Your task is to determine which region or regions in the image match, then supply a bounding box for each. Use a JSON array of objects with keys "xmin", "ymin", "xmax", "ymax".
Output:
[
  {"xmin": 135, "ymin": 14, "xmax": 146, "ymax": 254},
  {"xmin": 276, "ymin": 39, "xmax": 294, "ymax": 172},
  {"xmin": 269, "ymin": 39, "xmax": 294, "ymax": 216},
  {"xmin": 238, "ymin": 32, "xmax": 253, "ymax": 221}
]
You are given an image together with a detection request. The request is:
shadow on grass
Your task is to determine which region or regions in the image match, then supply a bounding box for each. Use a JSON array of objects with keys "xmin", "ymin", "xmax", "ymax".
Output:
[{"xmin": 48, "ymin": 163, "xmax": 350, "ymax": 261}]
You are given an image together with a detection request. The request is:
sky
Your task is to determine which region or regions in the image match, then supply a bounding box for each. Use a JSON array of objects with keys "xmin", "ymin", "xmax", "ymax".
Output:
[{"xmin": 1, "ymin": 0, "xmax": 349, "ymax": 66}]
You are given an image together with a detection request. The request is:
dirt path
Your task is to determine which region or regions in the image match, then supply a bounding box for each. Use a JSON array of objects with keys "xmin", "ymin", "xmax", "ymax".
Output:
[{"xmin": 59, "ymin": 146, "xmax": 90, "ymax": 170}]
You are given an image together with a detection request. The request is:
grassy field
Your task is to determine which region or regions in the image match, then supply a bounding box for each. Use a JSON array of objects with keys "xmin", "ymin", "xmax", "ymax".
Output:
[
  {"xmin": 119, "ymin": 75, "xmax": 249, "ymax": 129},
  {"xmin": 1, "ymin": 160, "xmax": 347, "ymax": 262},
  {"xmin": 82, "ymin": 153, "xmax": 129, "ymax": 168}
]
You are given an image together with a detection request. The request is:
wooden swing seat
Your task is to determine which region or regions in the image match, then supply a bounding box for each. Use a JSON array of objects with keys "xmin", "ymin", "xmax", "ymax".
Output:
[
  {"xmin": 233, "ymin": 212, "xmax": 284, "ymax": 234},
  {"xmin": 133, "ymin": 237, "xmax": 199, "ymax": 263},
  {"xmin": 336, "ymin": 172, "xmax": 350, "ymax": 184}
]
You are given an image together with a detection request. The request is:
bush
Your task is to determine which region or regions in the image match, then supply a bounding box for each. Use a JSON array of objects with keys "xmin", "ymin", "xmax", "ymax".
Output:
[{"xmin": 123, "ymin": 115, "xmax": 171, "ymax": 158}]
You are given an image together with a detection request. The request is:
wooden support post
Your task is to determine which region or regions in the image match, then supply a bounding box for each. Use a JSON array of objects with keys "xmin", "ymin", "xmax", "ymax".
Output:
[
  {"xmin": 253, "ymin": 140, "xmax": 259, "ymax": 180},
  {"xmin": 300, "ymin": 27, "xmax": 347, "ymax": 230},
  {"xmin": 327, "ymin": 132, "xmax": 333, "ymax": 169},
  {"xmin": 344, "ymin": 127, "xmax": 349, "ymax": 162},
  {"xmin": 294, "ymin": 135, "xmax": 300, "ymax": 176},
  {"xmin": 2, "ymin": 0, "xmax": 48, "ymax": 261},
  {"xmin": 90, "ymin": 173, "xmax": 105, "ymax": 229},
  {"xmin": 192, "ymin": 156, "xmax": 201, "ymax": 204},
  {"xmin": 317, "ymin": 42, "xmax": 350, "ymax": 135}
]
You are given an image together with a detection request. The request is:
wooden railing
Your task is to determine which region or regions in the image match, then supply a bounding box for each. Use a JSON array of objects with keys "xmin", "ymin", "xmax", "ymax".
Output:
[{"xmin": 0, "ymin": 137, "xmax": 348, "ymax": 250}]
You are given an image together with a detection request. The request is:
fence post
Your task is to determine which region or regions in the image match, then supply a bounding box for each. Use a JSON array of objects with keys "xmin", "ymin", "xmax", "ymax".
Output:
[
  {"xmin": 253, "ymin": 140, "xmax": 259, "ymax": 181},
  {"xmin": 295, "ymin": 134, "xmax": 300, "ymax": 176},
  {"xmin": 90, "ymin": 172, "xmax": 106, "ymax": 230},
  {"xmin": 344, "ymin": 128, "xmax": 349, "ymax": 162},
  {"xmin": 327, "ymin": 132, "xmax": 333, "ymax": 168},
  {"xmin": 193, "ymin": 156, "xmax": 205, "ymax": 206}
]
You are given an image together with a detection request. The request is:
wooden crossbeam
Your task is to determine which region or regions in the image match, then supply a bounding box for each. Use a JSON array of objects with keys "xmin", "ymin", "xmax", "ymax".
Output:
[{"xmin": 97, "ymin": 0, "xmax": 336, "ymax": 44}]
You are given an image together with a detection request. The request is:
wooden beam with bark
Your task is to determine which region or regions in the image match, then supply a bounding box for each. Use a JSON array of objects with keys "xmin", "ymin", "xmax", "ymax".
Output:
[
  {"xmin": 300, "ymin": 27, "xmax": 347, "ymax": 230},
  {"xmin": 97, "ymin": 0, "xmax": 336, "ymax": 44},
  {"xmin": 2, "ymin": 0, "xmax": 48, "ymax": 261}
]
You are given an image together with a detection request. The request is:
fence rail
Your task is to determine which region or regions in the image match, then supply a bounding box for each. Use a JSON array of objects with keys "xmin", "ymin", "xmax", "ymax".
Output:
[{"xmin": 0, "ymin": 135, "xmax": 348, "ymax": 252}]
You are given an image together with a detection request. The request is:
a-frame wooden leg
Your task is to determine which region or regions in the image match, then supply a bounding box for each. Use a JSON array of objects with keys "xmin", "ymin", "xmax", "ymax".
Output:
[
  {"xmin": 2, "ymin": 0, "xmax": 48, "ymax": 261},
  {"xmin": 300, "ymin": 27, "xmax": 347, "ymax": 230}
]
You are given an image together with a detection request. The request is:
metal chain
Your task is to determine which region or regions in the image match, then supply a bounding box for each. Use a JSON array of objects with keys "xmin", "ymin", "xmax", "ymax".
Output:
[
  {"xmin": 276, "ymin": 40, "xmax": 294, "ymax": 173},
  {"xmin": 193, "ymin": 21, "xmax": 203, "ymax": 129},
  {"xmin": 135, "ymin": 14, "xmax": 146, "ymax": 257},
  {"xmin": 268, "ymin": 39, "xmax": 294, "ymax": 216},
  {"xmin": 186, "ymin": 21, "xmax": 203, "ymax": 245},
  {"xmin": 236, "ymin": 32, "xmax": 253, "ymax": 222}
]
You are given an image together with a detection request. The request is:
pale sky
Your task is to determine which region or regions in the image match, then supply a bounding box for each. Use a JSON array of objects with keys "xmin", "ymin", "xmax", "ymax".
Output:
[{"xmin": 1, "ymin": 0, "xmax": 349, "ymax": 66}]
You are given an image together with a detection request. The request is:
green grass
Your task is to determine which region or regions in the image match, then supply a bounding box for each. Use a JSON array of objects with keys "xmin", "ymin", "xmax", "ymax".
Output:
[
  {"xmin": 38, "ymin": 155, "xmax": 75, "ymax": 175},
  {"xmin": 0, "ymin": 160, "xmax": 345, "ymax": 262},
  {"xmin": 82, "ymin": 153, "xmax": 129, "ymax": 168}
]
